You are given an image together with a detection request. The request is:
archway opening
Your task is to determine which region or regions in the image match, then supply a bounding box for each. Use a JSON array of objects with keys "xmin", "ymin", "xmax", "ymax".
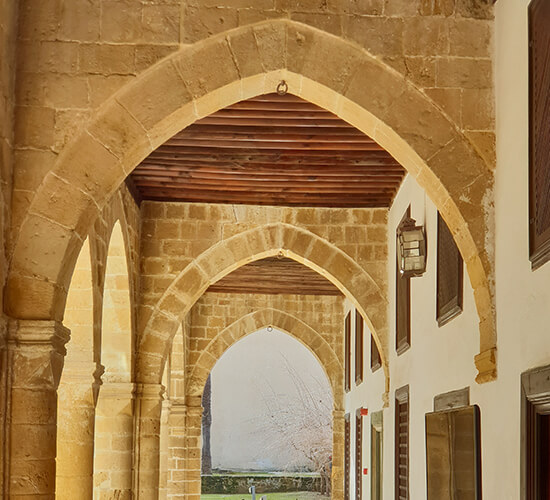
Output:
[
  {"xmin": 56, "ymin": 238, "xmax": 96, "ymax": 499},
  {"xmin": 93, "ymin": 220, "xmax": 134, "ymax": 499},
  {"xmin": 7, "ymin": 22, "xmax": 496, "ymax": 386},
  {"xmin": 203, "ymin": 327, "xmax": 333, "ymax": 499}
]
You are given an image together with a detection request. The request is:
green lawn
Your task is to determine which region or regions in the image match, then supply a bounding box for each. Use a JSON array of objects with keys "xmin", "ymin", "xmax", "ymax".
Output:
[{"xmin": 201, "ymin": 493, "xmax": 327, "ymax": 500}]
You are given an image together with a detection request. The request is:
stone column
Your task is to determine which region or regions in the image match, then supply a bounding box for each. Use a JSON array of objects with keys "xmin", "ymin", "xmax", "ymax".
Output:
[
  {"xmin": 332, "ymin": 409, "xmax": 345, "ymax": 500},
  {"xmin": 159, "ymin": 399, "xmax": 171, "ymax": 500},
  {"xmin": 134, "ymin": 383, "xmax": 164, "ymax": 500},
  {"xmin": 183, "ymin": 396, "xmax": 203, "ymax": 500},
  {"xmin": 167, "ymin": 402, "xmax": 186, "ymax": 499},
  {"xmin": 167, "ymin": 396, "xmax": 203, "ymax": 500},
  {"xmin": 3, "ymin": 319, "xmax": 69, "ymax": 499},
  {"xmin": 56, "ymin": 358, "xmax": 103, "ymax": 499},
  {"xmin": 93, "ymin": 382, "xmax": 135, "ymax": 500}
]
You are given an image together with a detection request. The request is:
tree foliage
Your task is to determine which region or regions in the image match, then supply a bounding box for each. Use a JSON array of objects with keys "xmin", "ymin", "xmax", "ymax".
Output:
[{"xmin": 254, "ymin": 356, "xmax": 332, "ymax": 474}]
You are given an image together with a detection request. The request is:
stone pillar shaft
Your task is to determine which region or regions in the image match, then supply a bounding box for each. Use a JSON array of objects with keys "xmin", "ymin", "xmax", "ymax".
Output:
[
  {"xmin": 3, "ymin": 319, "xmax": 69, "ymax": 499},
  {"xmin": 93, "ymin": 382, "xmax": 135, "ymax": 500},
  {"xmin": 134, "ymin": 383, "xmax": 164, "ymax": 500},
  {"xmin": 332, "ymin": 409, "xmax": 345, "ymax": 500},
  {"xmin": 159, "ymin": 399, "xmax": 172, "ymax": 500},
  {"xmin": 167, "ymin": 396, "xmax": 203, "ymax": 500},
  {"xmin": 56, "ymin": 359, "xmax": 102, "ymax": 500}
]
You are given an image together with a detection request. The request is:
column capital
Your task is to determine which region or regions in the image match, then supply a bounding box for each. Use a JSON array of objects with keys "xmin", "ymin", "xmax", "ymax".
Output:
[
  {"xmin": 7, "ymin": 319, "xmax": 70, "ymax": 389},
  {"xmin": 168, "ymin": 398, "xmax": 203, "ymax": 418},
  {"xmin": 332, "ymin": 409, "xmax": 346, "ymax": 419},
  {"xmin": 135, "ymin": 382, "xmax": 165, "ymax": 401},
  {"xmin": 8, "ymin": 318, "xmax": 70, "ymax": 355}
]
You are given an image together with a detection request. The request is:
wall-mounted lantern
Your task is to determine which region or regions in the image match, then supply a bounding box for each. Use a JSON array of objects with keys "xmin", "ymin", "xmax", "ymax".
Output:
[{"xmin": 397, "ymin": 217, "xmax": 427, "ymax": 277}]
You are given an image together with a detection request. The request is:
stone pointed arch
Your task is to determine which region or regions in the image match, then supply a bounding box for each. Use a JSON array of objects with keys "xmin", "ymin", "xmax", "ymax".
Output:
[
  {"xmin": 138, "ymin": 223, "xmax": 388, "ymax": 391},
  {"xmin": 184, "ymin": 307, "xmax": 346, "ymax": 500},
  {"xmin": 186, "ymin": 308, "xmax": 343, "ymax": 410},
  {"xmin": 6, "ymin": 19, "xmax": 496, "ymax": 381}
]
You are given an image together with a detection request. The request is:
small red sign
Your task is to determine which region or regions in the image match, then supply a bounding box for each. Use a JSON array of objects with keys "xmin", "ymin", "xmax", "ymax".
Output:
[
  {"xmin": 360, "ymin": 407, "xmax": 369, "ymax": 416},
  {"xmin": 363, "ymin": 468, "xmax": 368, "ymax": 475}
]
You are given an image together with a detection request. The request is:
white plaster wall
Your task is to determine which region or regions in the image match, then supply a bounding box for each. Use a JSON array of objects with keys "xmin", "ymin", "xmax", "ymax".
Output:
[
  {"xmin": 210, "ymin": 328, "xmax": 332, "ymax": 471},
  {"xmin": 345, "ymin": 4, "xmax": 550, "ymax": 497},
  {"xmin": 344, "ymin": 301, "xmax": 386, "ymax": 500},
  {"xmin": 487, "ymin": 0, "xmax": 550, "ymax": 497},
  {"xmin": 345, "ymin": 174, "xmax": 481, "ymax": 499}
]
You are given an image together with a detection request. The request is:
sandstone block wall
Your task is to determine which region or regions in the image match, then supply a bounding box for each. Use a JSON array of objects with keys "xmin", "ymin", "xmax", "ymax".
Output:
[
  {"xmin": 0, "ymin": 0, "xmax": 17, "ymax": 314},
  {"xmin": 139, "ymin": 202, "xmax": 387, "ymax": 335},
  {"xmin": 9, "ymin": 0, "xmax": 495, "ymax": 249},
  {"xmin": 186, "ymin": 291, "xmax": 345, "ymax": 393},
  {"xmin": 183, "ymin": 0, "xmax": 495, "ymax": 163},
  {"xmin": 0, "ymin": 1, "xmax": 18, "ymax": 491}
]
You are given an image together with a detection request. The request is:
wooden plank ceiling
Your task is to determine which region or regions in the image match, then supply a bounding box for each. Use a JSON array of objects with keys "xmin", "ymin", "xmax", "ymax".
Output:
[
  {"xmin": 133, "ymin": 93, "xmax": 405, "ymax": 295},
  {"xmin": 206, "ymin": 257, "xmax": 342, "ymax": 296},
  {"xmin": 130, "ymin": 93, "xmax": 406, "ymax": 208}
]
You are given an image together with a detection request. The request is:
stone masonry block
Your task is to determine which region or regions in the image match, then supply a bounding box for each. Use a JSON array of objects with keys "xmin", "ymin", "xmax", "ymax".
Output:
[{"xmin": 117, "ymin": 59, "xmax": 192, "ymax": 133}]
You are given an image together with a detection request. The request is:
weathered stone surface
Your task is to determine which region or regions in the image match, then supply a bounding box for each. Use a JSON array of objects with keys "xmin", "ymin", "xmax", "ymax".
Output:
[{"xmin": 1, "ymin": 5, "xmax": 500, "ymax": 499}]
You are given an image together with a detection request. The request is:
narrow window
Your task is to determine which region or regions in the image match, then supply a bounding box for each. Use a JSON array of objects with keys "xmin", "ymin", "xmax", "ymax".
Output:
[
  {"xmin": 371, "ymin": 335, "xmax": 381, "ymax": 372},
  {"xmin": 522, "ymin": 364, "xmax": 550, "ymax": 499},
  {"xmin": 436, "ymin": 213, "xmax": 463, "ymax": 326},
  {"xmin": 355, "ymin": 309, "xmax": 364, "ymax": 385},
  {"xmin": 356, "ymin": 410, "xmax": 363, "ymax": 500},
  {"xmin": 345, "ymin": 413, "xmax": 351, "ymax": 500},
  {"xmin": 529, "ymin": 0, "xmax": 550, "ymax": 268},
  {"xmin": 371, "ymin": 411, "xmax": 383, "ymax": 500},
  {"xmin": 395, "ymin": 385, "xmax": 409, "ymax": 500},
  {"xmin": 396, "ymin": 208, "xmax": 411, "ymax": 354},
  {"xmin": 345, "ymin": 312, "xmax": 351, "ymax": 392}
]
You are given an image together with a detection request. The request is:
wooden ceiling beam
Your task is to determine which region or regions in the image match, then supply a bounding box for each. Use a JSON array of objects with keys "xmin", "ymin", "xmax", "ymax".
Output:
[
  {"xmin": 141, "ymin": 192, "xmax": 392, "ymax": 206},
  {"xmin": 145, "ymin": 152, "xmax": 398, "ymax": 164},
  {"xmin": 164, "ymin": 139, "xmax": 385, "ymax": 151},
  {"xmin": 179, "ymin": 125, "xmax": 365, "ymax": 136},
  {"xmin": 133, "ymin": 175, "xmax": 400, "ymax": 188},
  {"xmin": 152, "ymin": 146, "xmax": 388, "ymax": 157},
  {"xmin": 173, "ymin": 132, "xmax": 375, "ymax": 143},
  {"xmin": 133, "ymin": 181, "xmax": 397, "ymax": 193},
  {"xmin": 204, "ymin": 109, "xmax": 339, "ymax": 120},
  {"xmin": 135, "ymin": 168, "xmax": 404, "ymax": 181},
  {"xmin": 195, "ymin": 117, "xmax": 352, "ymax": 127}
]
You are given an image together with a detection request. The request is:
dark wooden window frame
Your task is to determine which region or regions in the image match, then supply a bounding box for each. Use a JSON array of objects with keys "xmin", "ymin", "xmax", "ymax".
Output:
[
  {"xmin": 396, "ymin": 208, "xmax": 411, "ymax": 355},
  {"xmin": 521, "ymin": 364, "xmax": 550, "ymax": 499},
  {"xmin": 529, "ymin": 0, "xmax": 550, "ymax": 269},
  {"xmin": 345, "ymin": 312, "xmax": 351, "ymax": 393},
  {"xmin": 371, "ymin": 334, "xmax": 382, "ymax": 372},
  {"xmin": 345, "ymin": 413, "xmax": 351, "ymax": 500},
  {"xmin": 356, "ymin": 409, "xmax": 363, "ymax": 500},
  {"xmin": 355, "ymin": 309, "xmax": 364, "ymax": 385},
  {"xmin": 395, "ymin": 385, "xmax": 409, "ymax": 500},
  {"xmin": 371, "ymin": 411, "xmax": 383, "ymax": 500},
  {"xmin": 436, "ymin": 213, "xmax": 463, "ymax": 326}
]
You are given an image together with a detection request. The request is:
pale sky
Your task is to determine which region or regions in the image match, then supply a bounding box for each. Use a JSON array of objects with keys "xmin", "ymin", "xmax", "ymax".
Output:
[{"xmin": 210, "ymin": 328, "xmax": 332, "ymax": 471}]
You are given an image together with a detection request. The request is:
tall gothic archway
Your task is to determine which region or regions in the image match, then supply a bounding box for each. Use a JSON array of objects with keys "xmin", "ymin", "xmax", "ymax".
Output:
[
  {"xmin": 182, "ymin": 308, "xmax": 344, "ymax": 500},
  {"xmin": 93, "ymin": 220, "xmax": 134, "ymax": 499},
  {"xmin": 7, "ymin": 20, "xmax": 496, "ymax": 382},
  {"xmin": 137, "ymin": 223, "xmax": 387, "ymax": 397}
]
